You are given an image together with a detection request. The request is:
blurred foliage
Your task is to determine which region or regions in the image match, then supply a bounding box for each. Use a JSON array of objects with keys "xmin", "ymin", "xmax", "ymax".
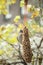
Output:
[
  {"xmin": 0, "ymin": 0, "xmax": 16, "ymax": 15},
  {"xmin": 25, "ymin": 20, "xmax": 43, "ymax": 37}
]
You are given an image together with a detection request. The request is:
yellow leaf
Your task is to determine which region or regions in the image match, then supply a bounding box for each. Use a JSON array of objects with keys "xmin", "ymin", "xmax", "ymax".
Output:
[
  {"xmin": 1, "ymin": 25, "xmax": 6, "ymax": 31},
  {"xmin": 14, "ymin": 16, "xmax": 20, "ymax": 23},
  {"xmin": 2, "ymin": 9, "xmax": 9, "ymax": 15},
  {"xmin": 11, "ymin": 0, "xmax": 16, "ymax": 4},
  {"xmin": 0, "ymin": 33, "xmax": 2, "ymax": 38},
  {"xmin": 31, "ymin": 24, "xmax": 37, "ymax": 30},
  {"xmin": 20, "ymin": 0, "xmax": 24, "ymax": 7},
  {"xmin": 41, "ymin": 27, "xmax": 43, "ymax": 33},
  {"xmin": 31, "ymin": 11, "xmax": 40, "ymax": 18},
  {"xmin": 18, "ymin": 23, "xmax": 23, "ymax": 29},
  {"xmin": 7, "ymin": 33, "xmax": 18, "ymax": 44},
  {"xmin": 0, "ymin": 5, "xmax": 2, "ymax": 9},
  {"xmin": 27, "ymin": 5, "xmax": 32, "ymax": 12},
  {"xmin": 17, "ymin": 27, "xmax": 20, "ymax": 32},
  {"xmin": 37, "ymin": 27, "xmax": 41, "ymax": 32},
  {"xmin": 0, "ymin": 50, "xmax": 4, "ymax": 55}
]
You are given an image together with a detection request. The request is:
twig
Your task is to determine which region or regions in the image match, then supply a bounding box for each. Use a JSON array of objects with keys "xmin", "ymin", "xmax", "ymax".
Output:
[
  {"xmin": 33, "ymin": 38, "xmax": 43, "ymax": 49},
  {"xmin": 38, "ymin": 38, "xmax": 43, "ymax": 48}
]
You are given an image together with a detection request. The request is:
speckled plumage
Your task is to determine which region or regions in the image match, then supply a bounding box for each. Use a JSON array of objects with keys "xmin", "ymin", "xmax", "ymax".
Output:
[{"xmin": 22, "ymin": 27, "xmax": 32, "ymax": 63}]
